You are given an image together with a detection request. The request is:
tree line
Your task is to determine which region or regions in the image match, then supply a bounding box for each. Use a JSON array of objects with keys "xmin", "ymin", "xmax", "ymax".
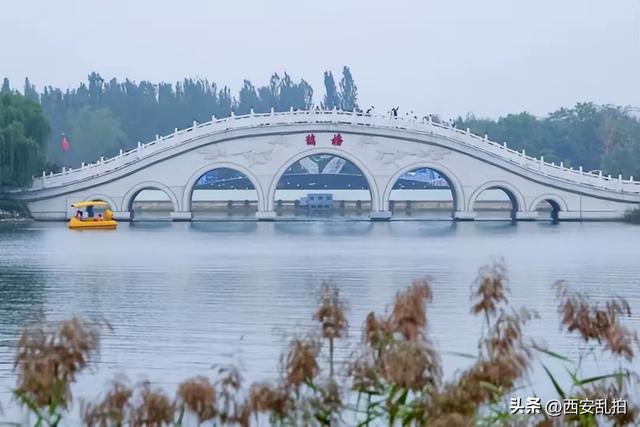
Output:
[
  {"xmin": 1, "ymin": 67, "xmax": 640, "ymax": 189},
  {"xmin": 455, "ymin": 103, "xmax": 640, "ymax": 178},
  {"xmin": 2, "ymin": 67, "xmax": 358, "ymax": 169},
  {"xmin": 0, "ymin": 89, "xmax": 49, "ymax": 189}
]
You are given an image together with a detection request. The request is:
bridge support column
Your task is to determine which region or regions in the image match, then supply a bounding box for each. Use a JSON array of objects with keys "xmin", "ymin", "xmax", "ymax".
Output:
[
  {"xmin": 370, "ymin": 211, "xmax": 392, "ymax": 221},
  {"xmin": 454, "ymin": 211, "xmax": 477, "ymax": 221},
  {"xmin": 113, "ymin": 211, "xmax": 131, "ymax": 221},
  {"xmin": 256, "ymin": 211, "xmax": 277, "ymax": 221},
  {"xmin": 515, "ymin": 211, "xmax": 538, "ymax": 221},
  {"xmin": 170, "ymin": 211, "xmax": 192, "ymax": 221}
]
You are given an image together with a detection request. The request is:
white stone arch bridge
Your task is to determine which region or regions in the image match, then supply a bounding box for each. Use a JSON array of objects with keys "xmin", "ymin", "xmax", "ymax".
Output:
[{"xmin": 15, "ymin": 109, "xmax": 640, "ymax": 221}]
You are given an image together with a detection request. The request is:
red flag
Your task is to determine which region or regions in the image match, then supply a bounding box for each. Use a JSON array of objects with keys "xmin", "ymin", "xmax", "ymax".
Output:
[{"xmin": 61, "ymin": 134, "xmax": 70, "ymax": 151}]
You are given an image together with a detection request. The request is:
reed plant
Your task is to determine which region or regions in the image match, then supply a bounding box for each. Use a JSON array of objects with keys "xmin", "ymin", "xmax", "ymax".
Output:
[{"xmin": 6, "ymin": 262, "xmax": 640, "ymax": 426}]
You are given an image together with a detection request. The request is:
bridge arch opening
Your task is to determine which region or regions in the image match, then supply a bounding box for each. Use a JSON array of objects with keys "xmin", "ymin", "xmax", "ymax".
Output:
[
  {"xmin": 534, "ymin": 199, "xmax": 560, "ymax": 222},
  {"xmin": 530, "ymin": 195, "xmax": 566, "ymax": 222},
  {"xmin": 124, "ymin": 182, "xmax": 179, "ymax": 221},
  {"xmin": 386, "ymin": 167, "xmax": 459, "ymax": 219},
  {"xmin": 470, "ymin": 184, "xmax": 523, "ymax": 221},
  {"xmin": 271, "ymin": 153, "xmax": 375, "ymax": 218},
  {"xmin": 187, "ymin": 167, "xmax": 259, "ymax": 219}
]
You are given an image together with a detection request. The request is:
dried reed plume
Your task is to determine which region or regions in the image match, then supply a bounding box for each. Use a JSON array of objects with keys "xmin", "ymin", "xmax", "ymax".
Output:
[
  {"xmin": 572, "ymin": 382, "xmax": 639, "ymax": 426},
  {"xmin": 313, "ymin": 282, "xmax": 348, "ymax": 377},
  {"xmin": 213, "ymin": 365, "xmax": 250, "ymax": 426},
  {"xmin": 14, "ymin": 316, "xmax": 106, "ymax": 409},
  {"xmin": 390, "ymin": 279, "xmax": 433, "ymax": 342},
  {"xmin": 130, "ymin": 382, "xmax": 175, "ymax": 426},
  {"xmin": 379, "ymin": 340, "xmax": 440, "ymax": 390},
  {"xmin": 424, "ymin": 262, "xmax": 535, "ymax": 425},
  {"xmin": 176, "ymin": 376, "xmax": 216, "ymax": 423},
  {"xmin": 283, "ymin": 335, "xmax": 321, "ymax": 389},
  {"xmin": 471, "ymin": 259, "xmax": 508, "ymax": 318},
  {"xmin": 82, "ymin": 379, "xmax": 133, "ymax": 427},
  {"xmin": 9, "ymin": 261, "xmax": 640, "ymax": 426},
  {"xmin": 425, "ymin": 309, "xmax": 535, "ymax": 424},
  {"xmin": 314, "ymin": 282, "xmax": 349, "ymax": 341},
  {"xmin": 249, "ymin": 382, "xmax": 290, "ymax": 420},
  {"xmin": 351, "ymin": 278, "xmax": 442, "ymax": 411},
  {"xmin": 554, "ymin": 281, "xmax": 639, "ymax": 361}
]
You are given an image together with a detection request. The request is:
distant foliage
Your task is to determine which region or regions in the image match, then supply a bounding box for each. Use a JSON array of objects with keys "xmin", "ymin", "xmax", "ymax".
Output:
[
  {"xmin": 321, "ymin": 67, "xmax": 358, "ymax": 111},
  {"xmin": 21, "ymin": 69, "xmax": 349, "ymax": 167},
  {"xmin": 0, "ymin": 91, "xmax": 49, "ymax": 188},
  {"xmin": 321, "ymin": 71, "xmax": 340, "ymax": 110},
  {"xmin": 65, "ymin": 106, "xmax": 127, "ymax": 166},
  {"xmin": 4, "ymin": 69, "xmax": 640, "ymax": 180},
  {"xmin": 235, "ymin": 73, "xmax": 313, "ymax": 115},
  {"xmin": 338, "ymin": 66, "xmax": 358, "ymax": 111},
  {"xmin": 456, "ymin": 103, "xmax": 640, "ymax": 179}
]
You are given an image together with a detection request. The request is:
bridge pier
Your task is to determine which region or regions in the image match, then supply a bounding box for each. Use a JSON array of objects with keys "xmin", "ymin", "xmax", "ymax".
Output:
[
  {"xmin": 170, "ymin": 211, "xmax": 193, "ymax": 221},
  {"xmin": 113, "ymin": 211, "xmax": 131, "ymax": 221},
  {"xmin": 370, "ymin": 211, "xmax": 392, "ymax": 221},
  {"xmin": 255, "ymin": 211, "xmax": 277, "ymax": 221},
  {"xmin": 515, "ymin": 211, "xmax": 538, "ymax": 221},
  {"xmin": 453, "ymin": 211, "xmax": 477, "ymax": 221}
]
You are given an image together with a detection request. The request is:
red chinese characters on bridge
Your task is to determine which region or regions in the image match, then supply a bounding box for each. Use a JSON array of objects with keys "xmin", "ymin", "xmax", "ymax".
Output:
[
  {"xmin": 305, "ymin": 133, "xmax": 316, "ymax": 146},
  {"xmin": 331, "ymin": 133, "xmax": 343, "ymax": 146}
]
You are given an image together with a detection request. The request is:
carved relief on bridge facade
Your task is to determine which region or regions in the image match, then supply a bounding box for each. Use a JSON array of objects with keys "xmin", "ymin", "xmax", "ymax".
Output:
[
  {"xmin": 355, "ymin": 136, "xmax": 452, "ymax": 167},
  {"xmin": 196, "ymin": 144, "xmax": 275, "ymax": 167},
  {"xmin": 374, "ymin": 145, "xmax": 452, "ymax": 167}
]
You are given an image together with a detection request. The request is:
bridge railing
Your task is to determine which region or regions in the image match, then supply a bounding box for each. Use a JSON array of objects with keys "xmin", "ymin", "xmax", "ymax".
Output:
[{"xmin": 31, "ymin": 109, "xmax": 640, "ymax": 194}]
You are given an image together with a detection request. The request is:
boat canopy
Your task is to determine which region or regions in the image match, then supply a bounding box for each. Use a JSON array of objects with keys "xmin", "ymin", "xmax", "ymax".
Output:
[{"xmin": 71, "ymin": 201, "xmax": 110, "ymax": 208}]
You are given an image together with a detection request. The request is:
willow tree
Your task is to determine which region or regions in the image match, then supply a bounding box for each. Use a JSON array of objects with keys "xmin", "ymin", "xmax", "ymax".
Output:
[{"xmin": 0, "ymin": 91, "xmax": 49, "ymax": 189}]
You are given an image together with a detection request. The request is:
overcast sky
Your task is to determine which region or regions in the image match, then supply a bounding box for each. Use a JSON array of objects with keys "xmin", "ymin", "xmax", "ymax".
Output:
[{"xmin": 2, "ymin": 0, "xmax": 640, "ymax": 118}]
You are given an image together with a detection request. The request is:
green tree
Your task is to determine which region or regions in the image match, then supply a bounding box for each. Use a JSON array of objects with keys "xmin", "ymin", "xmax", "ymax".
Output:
[
  {"xmin": 0, "ymin": 92, "xmax": 49, "ymax": 188},
  {"xmin": 65, "ymin": 106, "xmax": 126, "ymax": 167},
  {"xmin": 458, "ymin": 102, "xmax": 640, "ymax": 176},
  {"xmin": 1, "ymin": 78, "xmax": 10, "ymax": 93},
  {"xmin": 23, "ymin": 78, "xmax": 39, "ymax": 102},
  {"xmin": 338, "ymin": 66, "xmax": 358, "ymax": 111},
  {"xmin": 236, "ymin": 80, "xmax": 261, "ymax": 115},
  {"xmin": 322, "ymin": 71, "xmax": 340, "ymax": 109}
]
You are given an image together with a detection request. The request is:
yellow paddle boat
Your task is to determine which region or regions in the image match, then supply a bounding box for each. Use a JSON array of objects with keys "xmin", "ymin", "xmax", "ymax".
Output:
[{"xmin": 68, "ymin": 201, "xmax": 118, "ymax": 230}]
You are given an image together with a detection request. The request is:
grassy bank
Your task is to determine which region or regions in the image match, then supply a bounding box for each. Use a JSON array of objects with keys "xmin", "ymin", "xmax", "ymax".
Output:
[{"xmin": 5, "ymin": 261, "xmax": 639, "ymax": 426}]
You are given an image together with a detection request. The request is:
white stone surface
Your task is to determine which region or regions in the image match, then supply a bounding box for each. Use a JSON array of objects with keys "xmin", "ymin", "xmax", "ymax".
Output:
[{"xmin": 15, "ymin": 109, "xmax": 640, "ymax": 221}]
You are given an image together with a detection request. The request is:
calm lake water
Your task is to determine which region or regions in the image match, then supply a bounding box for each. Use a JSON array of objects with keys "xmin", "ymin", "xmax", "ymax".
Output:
[{"xmin": 0, "ymin": 220, "xmax": 639, "ymax": 423}]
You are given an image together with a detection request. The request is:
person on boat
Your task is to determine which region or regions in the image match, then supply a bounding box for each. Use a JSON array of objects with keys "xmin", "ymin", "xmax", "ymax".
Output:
[
  {"xmin": 75, "ymin": 210, "xmax": 83, "ymax": 220},
  {"xmin": 97, "ymin": 213, "xmax": 104, "ymax": 221},
  {"xmin": 104, "ymin": 209, "xmax": 114, "ymax": 221}
]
